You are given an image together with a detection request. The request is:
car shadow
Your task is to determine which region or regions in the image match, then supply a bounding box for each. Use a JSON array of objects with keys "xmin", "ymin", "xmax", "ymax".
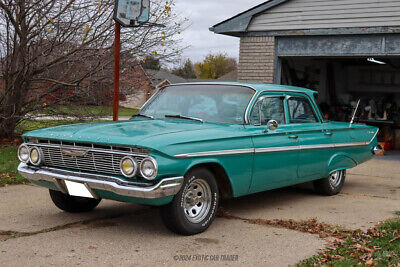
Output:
[
  {"xmin": 219, "ymin": 182, "xmax": 324, "ymax": 215},
  {"xmin": 52, "ymin": 182, "xmax": 321, "ymax": 236}
]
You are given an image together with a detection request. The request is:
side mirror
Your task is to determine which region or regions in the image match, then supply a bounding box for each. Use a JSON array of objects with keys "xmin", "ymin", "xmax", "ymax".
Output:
[{"xmin": 265, "ymin": 120, "xmax": 278, "ymax": 132}]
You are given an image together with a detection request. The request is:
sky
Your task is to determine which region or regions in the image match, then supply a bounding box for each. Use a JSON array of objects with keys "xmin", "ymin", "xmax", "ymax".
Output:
[{"xmin": 173, "ymin": 0, "xmax": 265, "ymax": 64}]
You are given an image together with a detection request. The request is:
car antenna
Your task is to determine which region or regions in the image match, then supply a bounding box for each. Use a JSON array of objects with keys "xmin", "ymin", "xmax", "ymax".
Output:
[{"xmin": 350, "ymin": 99, "xmax": 361, "ymax": 127}]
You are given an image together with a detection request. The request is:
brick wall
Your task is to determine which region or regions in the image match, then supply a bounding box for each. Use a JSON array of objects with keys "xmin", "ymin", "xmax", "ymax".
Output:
[{"xmin": 238, "ymin": 36, "xmax": 275, "ymax": 84}]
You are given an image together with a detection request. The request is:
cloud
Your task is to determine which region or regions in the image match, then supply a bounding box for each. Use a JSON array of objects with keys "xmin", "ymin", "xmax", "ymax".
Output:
[{"xmin": 173, "ymin": 0, "xmax": 265, "ymax": 64}]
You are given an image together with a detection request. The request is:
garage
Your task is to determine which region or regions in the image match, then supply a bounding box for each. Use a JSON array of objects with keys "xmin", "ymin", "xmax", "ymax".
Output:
[{"xmin": 210, "ymin": 0, "xmax": 400, "ymax": 153}]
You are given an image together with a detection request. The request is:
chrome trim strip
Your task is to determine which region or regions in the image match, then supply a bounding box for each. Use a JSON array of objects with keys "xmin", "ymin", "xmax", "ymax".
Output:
[
  {"xmin": 18, "ymin": 163, "xmax": 183, "ymax": 199},
  {"xmin": 174, "ymin": 139, "xmax": 377, "ymax": 158},
  {"xmin": 169, "ymin": 82, "xmax": 257, "ymax": 93},
  {"xmin": 369, "ymin": 129, "xmax": 379, "ymax": 144},
  {"xmin": 175, "ymin": 148, "xmax": 255, "ymax": 158},
  {"xmin": 255, "ymin": 146, "xmax": 299, "ymax": 153}
]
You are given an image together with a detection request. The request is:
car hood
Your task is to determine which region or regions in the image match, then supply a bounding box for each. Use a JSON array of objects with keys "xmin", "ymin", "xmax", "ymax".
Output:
[{"xmin": 23, "ymin": 119, "xmax": 223, "ymax": 149}]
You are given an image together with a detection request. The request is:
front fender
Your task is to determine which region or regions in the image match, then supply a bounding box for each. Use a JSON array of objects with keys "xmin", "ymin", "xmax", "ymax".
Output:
[
  {"xmin": 327, "ymin": 153, "xmax": 357, "ymax": 176},
  {"xmin": 182, "ymin": 156, "xmax": 253, "ymax": 198}
]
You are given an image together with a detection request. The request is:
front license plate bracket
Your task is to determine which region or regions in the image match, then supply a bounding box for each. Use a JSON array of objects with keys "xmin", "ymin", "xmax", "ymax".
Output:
[{"xmin": 64, "ymin": 180, "xmax": 98, "ymax": 199}]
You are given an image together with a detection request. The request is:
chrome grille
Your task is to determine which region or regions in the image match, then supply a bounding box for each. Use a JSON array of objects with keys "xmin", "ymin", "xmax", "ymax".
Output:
[{"xmin": 27, "ymin": 141, "xmax": 147, "ymax": 176}]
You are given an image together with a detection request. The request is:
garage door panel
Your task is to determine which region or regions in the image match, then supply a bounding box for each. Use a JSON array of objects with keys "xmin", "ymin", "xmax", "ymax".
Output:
[{"xmin": 277, "ymin": 35, "xmax": 400, "ymax": 57}]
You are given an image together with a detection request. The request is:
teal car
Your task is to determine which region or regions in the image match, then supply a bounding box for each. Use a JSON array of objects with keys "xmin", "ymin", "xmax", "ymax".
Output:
[{"xmin": 17, "ymin": 83, "xmax": 380, "ymax": 235}]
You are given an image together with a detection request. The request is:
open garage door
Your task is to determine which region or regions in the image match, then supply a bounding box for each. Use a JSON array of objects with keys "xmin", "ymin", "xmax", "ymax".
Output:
[
  {"xmin": 279, "ymin": 56, "xmax": 400, "ymax": 152},
  {"xmin": 275, "ymin": 34, "xmax": 400, "ymax": 152}
]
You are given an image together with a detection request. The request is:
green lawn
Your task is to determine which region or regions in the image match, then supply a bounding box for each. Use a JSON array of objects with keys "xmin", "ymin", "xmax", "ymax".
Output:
[
  {"xmin": 0, "ymin": 146, "xmax": 28, "ymax": 187},
  {"xmin": 15, "ymin": 119, "xmax": 108, "ymax": 135},
  {"xmin": 2, "ymin": 118, "xmax": 113, "ymax": 186},
  {"xmin": 36, "ymin": 105, "xmax": 139, "ymax": 117},
  {"xmin": 300, "ymin": 217, "xmax": 400, "ymax": 266}
]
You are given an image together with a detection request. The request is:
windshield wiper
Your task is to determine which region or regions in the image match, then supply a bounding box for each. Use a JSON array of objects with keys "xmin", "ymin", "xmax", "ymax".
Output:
[
  {"xmin": 132, "ymin": 114, "xmax": 154, "ymax": 119},
  {"xmin": 165, "ymin": 114, "xmax": 203, "ymax": 123}
]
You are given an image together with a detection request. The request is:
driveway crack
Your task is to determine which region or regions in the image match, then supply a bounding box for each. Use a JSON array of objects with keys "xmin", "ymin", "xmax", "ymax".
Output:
[
  {"xmin": 217, "ymin": 209, "xmax": 353, "ymax": 239},
  {"xmin": 0, "ymin": 208, "xmax": 153, "ymax": 242}
]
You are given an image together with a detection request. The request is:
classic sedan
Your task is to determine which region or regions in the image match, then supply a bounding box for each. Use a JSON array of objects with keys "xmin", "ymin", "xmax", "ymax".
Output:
[{"xmin": 18, "ymin": 83, "xmax": 380, "ymax": 235}]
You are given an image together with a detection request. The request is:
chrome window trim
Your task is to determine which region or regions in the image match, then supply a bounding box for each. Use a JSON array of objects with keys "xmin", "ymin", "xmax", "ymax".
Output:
[
  {"xmin": 245, "ymin": 89, "xmax": 323, "ymax": 124},
  {"xmin": 151, "ymin": 83, "xmax": 258, "ymax": 124},
  {"xmin": 143, "ymin": 84, "xmax": 322, "ymax": 125},
  {"xmin": 249, "ymin": 94, "xmax": 287, "ymax": 126},
  {"xmin": 286, "ymin": 94, "xmax": 320, "ymax": 124}
]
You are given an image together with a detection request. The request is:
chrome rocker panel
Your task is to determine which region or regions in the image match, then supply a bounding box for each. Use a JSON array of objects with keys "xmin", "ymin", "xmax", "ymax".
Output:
[{"xmin": 18, "ymin": 163, "xmax": 183, "ymax": 199}]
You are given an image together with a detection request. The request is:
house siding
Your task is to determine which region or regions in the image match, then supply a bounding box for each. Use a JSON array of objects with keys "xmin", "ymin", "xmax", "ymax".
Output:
[
  {"xmin": 248, "ymin": 0, "xmax": 400, "ymax": 31},
  {"xmin": 238, "ymin": 36, "xmax": 275, "ymax": 83}
]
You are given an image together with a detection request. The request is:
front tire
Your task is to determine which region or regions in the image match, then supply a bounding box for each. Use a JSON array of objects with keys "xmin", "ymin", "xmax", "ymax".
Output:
[
  {"xmin": 49, "ymin": 189, "xmax": 101, "ymax": 213},
  {"xmin": 313, "ymin": 170, "xmax": 346, "ymax": 196},
  {"xmin": 160, "ymin": 168, "xmax": 219, "ymax": 235}
]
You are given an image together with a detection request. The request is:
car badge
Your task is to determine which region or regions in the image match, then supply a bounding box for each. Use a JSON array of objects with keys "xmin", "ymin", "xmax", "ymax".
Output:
[{"xmin": 61, "ymin": 148, "xmax": 89, "ymax": 157}]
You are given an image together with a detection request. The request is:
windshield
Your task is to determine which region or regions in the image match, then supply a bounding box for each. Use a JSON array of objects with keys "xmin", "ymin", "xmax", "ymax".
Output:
[{"xmin": 138, "ymin": 85, "xmax": 255, "ymax": 124}]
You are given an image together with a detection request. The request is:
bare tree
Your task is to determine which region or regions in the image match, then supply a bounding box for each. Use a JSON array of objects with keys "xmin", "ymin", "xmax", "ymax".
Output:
[{"xmin": 0, "ymin": 0, "xmax": 186, "ymax": 138}]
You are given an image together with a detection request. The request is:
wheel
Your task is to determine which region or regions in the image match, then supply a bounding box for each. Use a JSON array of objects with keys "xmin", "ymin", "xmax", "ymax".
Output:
[
  {"xmin": 49, "ymin": 189, "xmax": 101, "ymax": 213},
  {"xmin": 160, "ymin": 168, "xmax": 219, "ymax": 235},
  {"xmin": 313, "ymin": 170, "xmax": 346, "ymax": 196}
]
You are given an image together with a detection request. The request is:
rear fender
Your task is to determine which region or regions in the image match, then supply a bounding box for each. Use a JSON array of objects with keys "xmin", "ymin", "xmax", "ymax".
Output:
[{"xmin": 327, "ymin": 153, "xmax": 357, "ymax": 176}]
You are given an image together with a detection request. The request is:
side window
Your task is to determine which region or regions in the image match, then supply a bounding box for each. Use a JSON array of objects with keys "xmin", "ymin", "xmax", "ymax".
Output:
[
  {"xmin": 288, "ymin": 96, "xmax": 318, "ymax": 123},
  {"xmin": 250, "ymin": 96, "xmax": 285, "ymax": 125}
]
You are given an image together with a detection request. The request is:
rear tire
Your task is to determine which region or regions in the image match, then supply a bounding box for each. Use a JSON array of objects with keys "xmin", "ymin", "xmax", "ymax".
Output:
[
  {"xmin": 49, "ymin": 189, "xmax": 101, "ymax": 213},
  {"xmin": 313, "ymin": 170, "xmax": 346, "ymax": 196},
  {"xmin": 160, "ymin": 168, "xmax": 219, "ymax": 235}
]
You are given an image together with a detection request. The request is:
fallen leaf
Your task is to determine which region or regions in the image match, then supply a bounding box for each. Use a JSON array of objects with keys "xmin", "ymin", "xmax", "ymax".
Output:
[{"xmin": 390, "ymin": 236, "xmax": 400, "ymax": 243}]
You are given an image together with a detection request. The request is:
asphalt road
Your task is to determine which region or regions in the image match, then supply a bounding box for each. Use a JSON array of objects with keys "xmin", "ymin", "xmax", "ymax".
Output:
[{"xmin": 0, "ymin": 156, "xmax": 399, "ymax": 266}]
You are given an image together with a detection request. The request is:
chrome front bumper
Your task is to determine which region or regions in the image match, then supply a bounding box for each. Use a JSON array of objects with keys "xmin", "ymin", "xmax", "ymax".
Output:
[{"xmin": 18, "ymin": 163, "xmax": 183, "ymax": 199}]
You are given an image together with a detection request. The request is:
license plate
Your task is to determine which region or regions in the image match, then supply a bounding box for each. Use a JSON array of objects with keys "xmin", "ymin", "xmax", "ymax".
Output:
[{"xmin": 64, "ymin": 180, "xmax": 94, "ymax": 199}]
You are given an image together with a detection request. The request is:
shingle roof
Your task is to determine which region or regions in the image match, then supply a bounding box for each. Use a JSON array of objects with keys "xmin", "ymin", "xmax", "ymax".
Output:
[
  {"xmin": 144, "ymin": 69, "xmax": 187, "ymax": 87},
  {"xmin": 217, "ymin": 70, "xmax": 237, "ymax": 82},
  {"xmin": 209, "ymin": 0, "xmax": 289, "ymax": 36}
]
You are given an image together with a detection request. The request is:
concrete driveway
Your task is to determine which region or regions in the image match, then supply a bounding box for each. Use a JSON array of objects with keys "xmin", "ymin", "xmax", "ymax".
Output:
[{"xmin": 0, "ymin": 157, "xmax": 399, "ymax": 266}]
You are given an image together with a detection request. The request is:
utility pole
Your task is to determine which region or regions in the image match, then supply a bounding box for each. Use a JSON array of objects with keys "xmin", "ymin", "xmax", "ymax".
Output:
[{"xmin": 112, "ymin": 22, "xmax": 121, "ymax": 122}]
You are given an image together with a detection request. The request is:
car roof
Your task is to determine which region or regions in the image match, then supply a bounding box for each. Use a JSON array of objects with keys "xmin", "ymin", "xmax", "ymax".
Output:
[{"xmin": 170, "ymin": 82, "xmax": 317, "ymax": 95}]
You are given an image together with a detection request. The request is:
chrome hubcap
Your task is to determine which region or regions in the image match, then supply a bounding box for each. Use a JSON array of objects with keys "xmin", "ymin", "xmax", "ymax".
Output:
[
  {"xmin": 183, "ymin": 178, "xmax": 212, "ymax": 223},
  {"xmin": 329, "ymin": 171, "xmax": 343, "ymax": 188}
]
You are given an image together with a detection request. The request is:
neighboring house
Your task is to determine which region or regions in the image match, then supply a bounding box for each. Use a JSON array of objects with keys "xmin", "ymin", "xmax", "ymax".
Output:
[
  {"xmin": 120, "ymin": 66, "xmax": 239, "ymax": 109},
  {"xmin": 217, "ymin": 70, "xmax": 238, "ymax": 82},
  {"xmin": 145, "ymin": 69, "xmax": 187, "ymax": 89},
  {"xmin": 120, "ymin": 64, "xmax": 187, "ymax": 109}
]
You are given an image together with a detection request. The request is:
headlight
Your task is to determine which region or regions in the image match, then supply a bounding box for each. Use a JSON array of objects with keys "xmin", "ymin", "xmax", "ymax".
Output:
[
  {"xmin": 29, "ymin": 147, "xmax": 42, "ymax": 166},
  {"xmin": 18, "ymin": 144, "xmax": 30, "ymax": 163},
  {"xmin": 120, "ymin": 156, "xmax": 138, "ymax": 178},
  {"xmin": 140, "ymin": 157, "xmax": 158, "ymax": 180}
]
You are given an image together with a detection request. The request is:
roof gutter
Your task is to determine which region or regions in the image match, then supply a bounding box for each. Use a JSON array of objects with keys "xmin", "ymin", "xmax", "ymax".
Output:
[{"xmin": 210, "ymin": 0, "xmax": 289, "ymax": 36}]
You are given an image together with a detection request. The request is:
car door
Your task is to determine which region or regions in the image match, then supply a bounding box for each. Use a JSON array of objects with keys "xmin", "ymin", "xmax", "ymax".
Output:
[
  {"xmin": 286, "ymin": 93, "xmax": 332, "ymax": 181},
  {"xmin": 245, "ymin": 93, "xmax": 299, "ymax": 194}
]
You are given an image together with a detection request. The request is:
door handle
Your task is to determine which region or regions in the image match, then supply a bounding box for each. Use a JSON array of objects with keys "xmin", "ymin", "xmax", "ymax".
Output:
[
  {"xmin": 324, "ymin": 132, "xmax": 333, "ymax": 136},
  {"xmin": 288, "ymin": 135, "xmax": 299, "ymax": 139}
]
